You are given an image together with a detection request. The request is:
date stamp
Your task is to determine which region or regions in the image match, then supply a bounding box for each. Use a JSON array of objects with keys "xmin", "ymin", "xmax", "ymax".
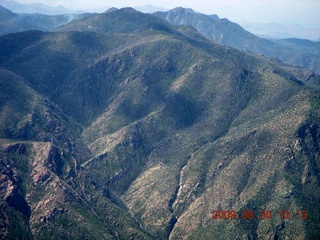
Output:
[{"xmin": 211, "ymin": 210, "xmax": 308, "ymax": 220}]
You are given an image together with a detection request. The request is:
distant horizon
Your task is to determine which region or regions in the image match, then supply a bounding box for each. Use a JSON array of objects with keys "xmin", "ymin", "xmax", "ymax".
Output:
[{"xmin": 2, "ymin": 0, "xmax": 319, "ymax": 29}]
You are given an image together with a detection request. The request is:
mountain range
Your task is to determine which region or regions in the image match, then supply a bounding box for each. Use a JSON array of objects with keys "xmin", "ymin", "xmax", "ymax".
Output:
[
  {"xmin": 1, "ymin": 5, "xmax": 319, "ymax": 75},
  {"xmin": 0, "ymin": 5, "xmax": 92, "ymax": 36},
  {"xmin": 0, "ymin": 0, "xmax": 72, "ymax": 15},
  {"xmin": 154, "ymin": 7, "xmax": 320, "ymax": 74},
  {"xmin": 240, "ymin": 21, "xmax": 320, "ymax": 42},
  {"xmin": 134, "ymin": 5, "xmax": 167, "ymax": 14},
  {"xmin": 0, "ymin": 7, "xmax": 320, "ymax": 240},
  {"xmin": 3, "ymin": 0, "xmax": 319, "ymax": 42}
]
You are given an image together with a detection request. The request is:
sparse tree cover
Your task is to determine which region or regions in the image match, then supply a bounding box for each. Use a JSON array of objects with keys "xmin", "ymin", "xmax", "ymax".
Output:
[{"xmin": 0, "ymin": 7, "xmax": 320, "ymax": 240}]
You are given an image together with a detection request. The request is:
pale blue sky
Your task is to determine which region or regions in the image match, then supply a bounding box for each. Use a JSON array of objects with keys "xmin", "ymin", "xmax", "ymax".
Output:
[{"xmin": 10, "ymin": 0, "xmax": 320, "ymax": 28}]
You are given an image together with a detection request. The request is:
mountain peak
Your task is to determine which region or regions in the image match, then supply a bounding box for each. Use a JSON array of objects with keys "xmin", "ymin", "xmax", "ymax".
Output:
[
  {"xmin": 171, "ymin": 7, "xmax": 195, "ymax": 14},
  {"xmin": 154, "ymin": 8, "xmax": 320, "ymax": 74},
  {"xmin": 118, "ymin": 7, "xmax": 140, "ymax": 14},
  {"xmin": 56, "ymin": 6, "xmax": 168, "ymax": 34},
  {"xmin": 103, "ymin": 7, "xmax": 118, "ymax": 13}
]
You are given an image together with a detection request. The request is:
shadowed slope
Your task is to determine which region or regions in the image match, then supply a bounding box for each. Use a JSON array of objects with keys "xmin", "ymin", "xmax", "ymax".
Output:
[{"xmin": 0, "ymin": 7, "xmax": 320, "ymax": 240}]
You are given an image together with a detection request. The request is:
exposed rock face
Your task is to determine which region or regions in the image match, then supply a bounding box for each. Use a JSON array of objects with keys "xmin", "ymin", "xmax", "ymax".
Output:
[
  {"xmin": 4, "ymin": 143, "xmax": 27, "ymax": 155},
  {"xmin": 0, "ymin": 153, "xmax": 32, "ymax": 239}
]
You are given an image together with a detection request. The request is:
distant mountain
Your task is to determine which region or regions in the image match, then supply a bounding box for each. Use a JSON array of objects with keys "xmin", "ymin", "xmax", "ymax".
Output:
[
  {"xmin": 276, "ymin": 38, "xmax": 320, "ymax": 48},
  {"xmin": 0, "ymin": 0, "xmax": 72, "ymax": 15},
  {"xmin": 0, "ymin": 4, "xmax": 14, "ymax": 20},
  {"xmin": 0, "ymin": 5, "xmax": 36, "ymax": 35},
  {"xmin": 0, "ymin": 5, "xmax": 93, "ymax": 36},
  {"xmin": 134, "ymin": 4, "xmax": 167, "ymax": 13},
  {"xmin": 154, "ymin": 7, "xmax": 320, "ymax": 74},
  {"xmin": 240, "ymin": 21, "xmax": 320, "ymax": 42},
  {"xmin": 1, "ymin": 7, "xmax": 320, "ymax": 240},
  {"xmin": 56, "ymin": 7, "xmax": 171, "ymax": 34}
]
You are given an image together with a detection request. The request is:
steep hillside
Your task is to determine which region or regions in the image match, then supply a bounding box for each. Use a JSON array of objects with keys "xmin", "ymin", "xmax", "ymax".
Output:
[
  {"xmin": 0, "ymin": 8, "xmax": 320, "ymax": 240},
  {"xmin": 154, "ymin": 7, "xmax": 320, "ymax": 74},
  {"xmin": 0, "ymin": 69, "xmax": 152, "ymax": 239}
]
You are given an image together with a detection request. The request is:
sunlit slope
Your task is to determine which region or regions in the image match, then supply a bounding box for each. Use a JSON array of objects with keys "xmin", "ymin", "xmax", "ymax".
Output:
[{"xmin": 0, "ymin": 7, "xmax": 319, "ymax": 240}]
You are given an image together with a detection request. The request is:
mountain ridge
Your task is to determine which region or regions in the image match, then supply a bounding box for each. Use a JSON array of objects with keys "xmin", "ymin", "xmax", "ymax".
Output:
[
  {"xmin": 154, "ymin": 7, "xmax": 320, "ymax": 74},
  {"xmin": 1, "ymin": 4, "xmax": 319, "ymax": 75},
  {"xmin": 0, "ymin": 7, "xmax": 320, "ymax": 239},
  {"xmin": 0, "ymin": 0, "xmax": 72, "ymax": 15},
  {"xmin": 0, "ymin": 4, "xmax": 93, "ymax": 36}
]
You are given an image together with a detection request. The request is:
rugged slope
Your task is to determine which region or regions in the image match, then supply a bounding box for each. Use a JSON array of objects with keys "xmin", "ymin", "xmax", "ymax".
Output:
[
  {"xmin": 0, "ymin": 7, "xmax": 320, "ymax": 239},
  {"xmin": 0, "ymin": 69, "xmax": 152, "ymax": 239},
  {"xmin": 154, "ymin": 7, "xmax": 320, "ymax": 74}
]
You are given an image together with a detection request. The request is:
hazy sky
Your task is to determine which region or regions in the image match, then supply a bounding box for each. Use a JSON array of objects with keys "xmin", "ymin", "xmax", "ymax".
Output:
[{"xmin": 11, "ymin": 0, "xmax": 320, "ymax": 28}]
